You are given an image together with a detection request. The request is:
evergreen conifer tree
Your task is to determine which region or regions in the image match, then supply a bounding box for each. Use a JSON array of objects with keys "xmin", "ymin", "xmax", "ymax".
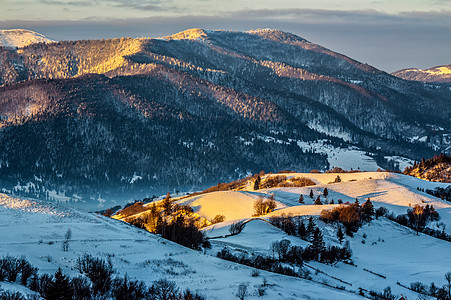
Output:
[
  {"xmin": 307, "ymin": 217, "xmax": 316, "ymax": 240},
  {"xmin": 362, "ymin": 198, "xmax": 375, "ymax": 221},
  {"xmin": 337, "ymin": 226, "xmax": 344, "ymax": 244},
  {"xmin": 298, "ymin": 195, "xmax": 304, "ymax": 204},
  {"xmin": 323, "ymin": 188, "xmax": 328, "ymax": 198},
  {"xmin": 314, "ymin": 196, "xmax": 322, "ymax": 205},
  {"xmin": 309, "ymin": 190, "xmax": 314, "ymax": 198},
  {"xmin": 48, "ymin": 268, "xmax": 73, "ymax": 300},
  {"xmin": 311, "ymin": 227, "xmax": 325, "ymax": 260},
  {"xmin": 162, "ymin": 193, "xmax": 172, "ymax": 215},
  {"xmin": 298, "ymin": 219, "xmax": 306, "ymax": 239},
  {"xmin": 254, "ymin": 176, "xmax": 261, "ymax": 190}
]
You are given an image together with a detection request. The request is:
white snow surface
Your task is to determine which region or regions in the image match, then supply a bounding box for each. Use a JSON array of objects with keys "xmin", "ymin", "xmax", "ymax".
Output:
[
  {"xmin": 194, "ymin": 173, "xmax": 451, "ymax": 299},
  {"xmin": 1, "ymin": 172, "xmax": 451, "ymax": 299},
  {"xmin": 0, "ymin": 29, "xmax": 55, "ymax": 48},
  {"xmin": 175, "ymin": 191, "xmax": 287, "ymax": 222},
  {"xmin": 297, "ymin": 140, "xmax": 381, "ymax": 171},
  {"xmin": 0, "ymin": 193, "xmax": 360, "ymax": 299}
]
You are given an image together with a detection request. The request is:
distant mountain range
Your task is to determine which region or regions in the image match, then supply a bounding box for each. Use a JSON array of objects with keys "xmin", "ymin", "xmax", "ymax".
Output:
[
  {"xmin": 392, "ymin": 65, "xmax": 451, "ymax": 84},
  {"xmin": 0, "ymin": 28, "xmax": 450, "ymax": 208}
]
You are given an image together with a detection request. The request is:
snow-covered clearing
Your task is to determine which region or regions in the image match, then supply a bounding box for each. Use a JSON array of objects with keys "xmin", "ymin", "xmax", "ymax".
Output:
[{"xmin": 175, "ymin": 191, "xmax": 287, "ymax": 222}]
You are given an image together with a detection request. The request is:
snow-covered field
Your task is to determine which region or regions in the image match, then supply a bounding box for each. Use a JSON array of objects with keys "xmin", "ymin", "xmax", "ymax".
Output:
[
  {"xmin": 1, "ymin": 172, "xmax": 450, "ymax": 299},
  {"xmin": 190, "ymin": 172, "xmax": 451, "ymax": 298},
  {"xmin": 175, "ymin": 191, "xmax": 287, "ymax": 222},
  {"xmin": 0, "ymin": 193, "xmax": 361, "ymax": 299}
]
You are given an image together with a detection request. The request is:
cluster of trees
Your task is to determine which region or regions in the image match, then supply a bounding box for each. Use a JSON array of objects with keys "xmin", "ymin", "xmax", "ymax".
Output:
[
  {"xmin": 253, "ymin": 195, "xmax": 277, "ymax": 216},
  {"xmin": 254, "ymin": 175, "xmax": 316, "ymax": 190},
  {"xmin": 123, "ymin": 194, "xmax": 209, "ymax": 250},
  {"xmin": 0, "ymin": 256, "xmax": 37, "ymax": 285},
  {"xmin": 270, "ymin": 237, "xmax": 351, "ymax": 264},
  {"xmin": 409, "ymin": 272, "xmax": 451, "ymax": 300},
  {"xmin": 269, "ymin": 216, "xmax": 352, "ymax": 263},
  {"xmin": 303, "ymin": 188, "xmax": 342, "ymax": 205},
  {"xmin": 159, "ymin": 215, "xmax": 210, "ymax": 250},
  {"xmin": 404, "ymin": 154, "xmax": 451, "ymax": 183},
  {"xmin": 375, "ymin": 205, "xmax": 451, "ymax": 242},
  {"xmin": 0, "ymin": 255, "xmax": 205, "ymax": 300},
  {"xmin": 423, "ymin": 186, "xmax": 451, "ymax": 202},
  {"xmin": 367, "ymin": 286, "xmax": 396, "ymax": 300},
  {"xmin": 406, "ymin": 204, "xmax": 439, "ymax": 234},
  {"xmin": 216, "ymin": 248, "xmax": 305, "ymax": 279},
  {"xmin": 229, "ymin": 221, "xmax": 246, "ymax": 235},
  {"xmin": 320, "ymin": 199, "xmax": 375, "ymax": 235},
  {"xmin": 380, "ymin": 203, "xmax": 442, "ymax": 233}
]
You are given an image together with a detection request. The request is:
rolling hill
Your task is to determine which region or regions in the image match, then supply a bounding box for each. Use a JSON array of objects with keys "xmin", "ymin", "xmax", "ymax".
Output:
[
  {"xmin": 0, "ymin": 192, "xmax": 365, "ymax": 300},
  {"xmin": 5, "ymin": 171, "xmax": 449, "ymax": 298},
  {"xmin": 113, "ymin": 171, "xmax": 451, "ymax": 299}
]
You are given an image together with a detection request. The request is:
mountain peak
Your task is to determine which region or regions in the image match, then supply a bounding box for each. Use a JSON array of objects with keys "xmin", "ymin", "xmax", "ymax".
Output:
[
  {"xmin": 163, "ymin": 28, "xmax": 209, "ymax": 41},
  {"xmin": 246, "ymin": 28, "xmax": 310, "ymax": 44},
  {"xmin": 392, "ymin": 64, "xmax": 451, "ymax": 83},
  {"xmin": 0, "ymin": 29, "xmax": 55, "ymax": 48}
]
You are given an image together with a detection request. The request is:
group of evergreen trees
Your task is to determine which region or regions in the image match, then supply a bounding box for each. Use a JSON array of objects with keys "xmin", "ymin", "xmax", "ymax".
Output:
[
  {"xmin": 126, "ymin": 194, "xmax": 209, "ymax": 251},
  {"xmin": 0, "ymin": 255, "xmax": 205, "ymax": 300},
  {"xmin": 303, "ymin": 188, "xmax": 340, "ymax": 205},
  {"xmin": 404, "ymin": 153, "xmax": 451, "ymax": 182},
  {"xmin": 268, "ymin": 216, "xmax": 352, "ymax": 263},
  {"xmin": 423, "ymin": 186, "xmax": 451, "ymax": 202}
]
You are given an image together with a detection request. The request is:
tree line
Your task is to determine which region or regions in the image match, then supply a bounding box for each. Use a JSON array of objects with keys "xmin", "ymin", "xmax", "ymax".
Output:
[{"xmin": 0, "ymin": 254, "xmax": 205, "ymax": 300}]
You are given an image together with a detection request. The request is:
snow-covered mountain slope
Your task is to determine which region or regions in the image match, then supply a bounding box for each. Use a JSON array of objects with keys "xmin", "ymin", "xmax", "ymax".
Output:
[
  {"xmin": 0, "ymin": 29, "xmax": 55, "ymax": 48},
  {"xmin": 164, "ymin": 171, "xmax": 451, "ymax": 225},
  {"xmin": 120, "ymin": 171, "xmax": 451, "ymax": 235},
  {"xmin": 392, "ymin": 64, "xmax": 451, "ymax": 84},
  {"xmin": 0, "ymin": 193, "xmax": 362, "ymax": 299},
  {"xmin": 187, "ymin": 172, "xmax": 451, "ymax": 298},
  {"xmin": 202, "ymin": 217, "xmax": 451, "ymax": 299}
]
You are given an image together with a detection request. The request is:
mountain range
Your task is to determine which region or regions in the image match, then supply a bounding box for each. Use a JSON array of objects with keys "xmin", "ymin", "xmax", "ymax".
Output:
[
  {"xmin": 0, "ymin": 28, "xmax": 450, "ymax": 208},
  {"xmin": 392, "ymin": 65, "xmax": 451, "ymax": 84}
]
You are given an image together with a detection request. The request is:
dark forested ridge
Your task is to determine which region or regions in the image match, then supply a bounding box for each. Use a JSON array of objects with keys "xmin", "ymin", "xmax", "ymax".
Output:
[{"xmin": 0, "ymin": 28, "xmax": 449, "ymax": 208}]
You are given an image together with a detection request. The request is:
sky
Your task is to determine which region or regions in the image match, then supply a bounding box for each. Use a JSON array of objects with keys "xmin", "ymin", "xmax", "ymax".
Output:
[{"xmin": 0, "ymin": 0, "xmax": 450, "ymax": 72}]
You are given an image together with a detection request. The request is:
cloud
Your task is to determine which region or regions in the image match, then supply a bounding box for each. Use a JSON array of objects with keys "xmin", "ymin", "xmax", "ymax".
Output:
[
  {"xmin": 225, "ymin": 8, "xmax": 451, "ymax": 26},
  {"xmin": 39, "ymin": 0, "xmax": 174, "ymax": 10},
  {"xmin": 111, "ymin": 1, "xmax": 178, "ymax": 12},
  {"xmin": 40, "ymin": 0, "xmax": 96, "ymax": 6}
]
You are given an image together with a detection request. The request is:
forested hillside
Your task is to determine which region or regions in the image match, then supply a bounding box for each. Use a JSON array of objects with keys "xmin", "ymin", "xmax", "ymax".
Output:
[{"xmin": 1, "ymin": 28, "xmax": 449, "ymax": 207}]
